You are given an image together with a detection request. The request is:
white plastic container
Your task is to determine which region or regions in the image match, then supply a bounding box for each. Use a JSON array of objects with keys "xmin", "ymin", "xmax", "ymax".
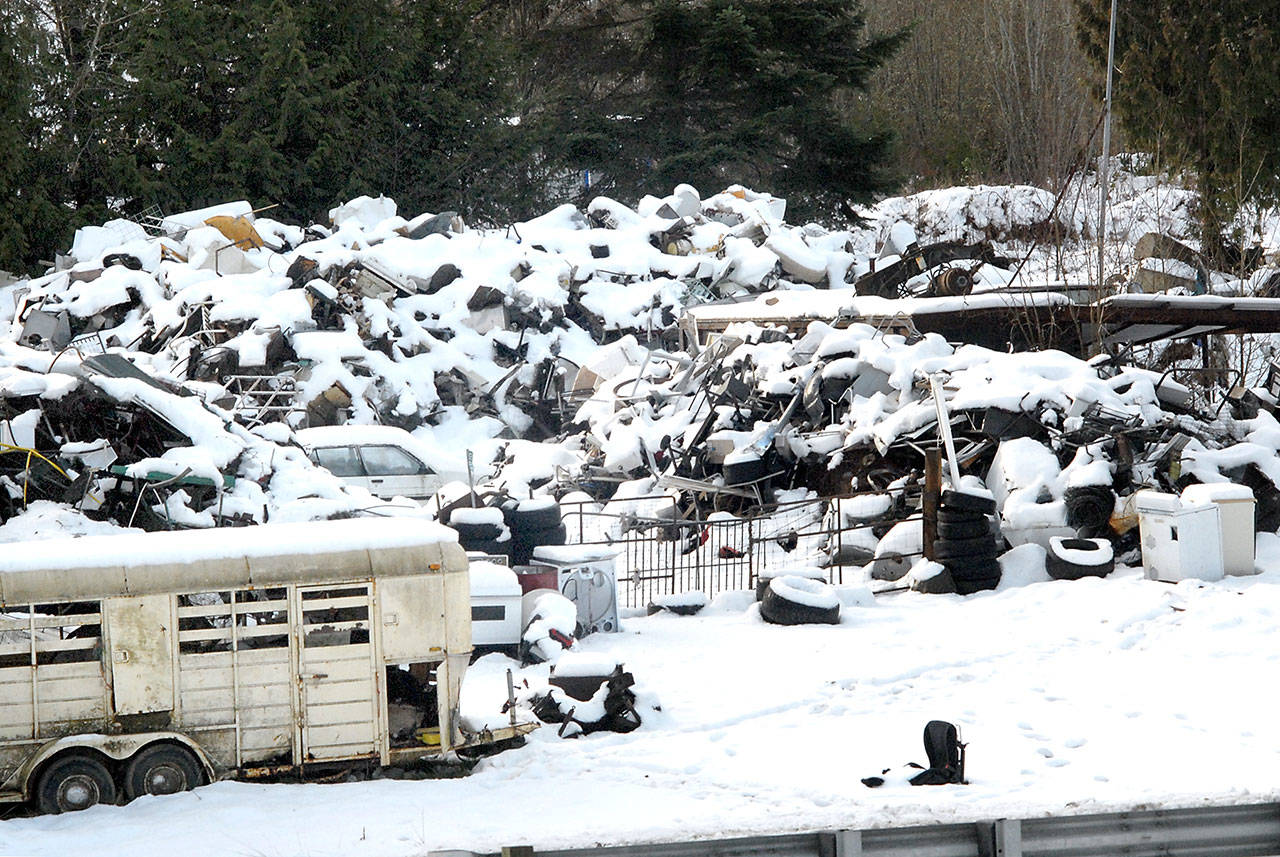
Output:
[
  {"xmin": 1133, "ymin": 490, "xmax": 1224, "ymax": 582},
  {"xmin": 1180, "ymin": 483, "xmax": 1257, "ymax": 576}
]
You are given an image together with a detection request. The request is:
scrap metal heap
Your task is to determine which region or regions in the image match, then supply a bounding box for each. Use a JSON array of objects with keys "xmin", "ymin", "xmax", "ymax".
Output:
[{"xmin": 3, "ymin": 176, "xmax": 1280, "ymax": 539}]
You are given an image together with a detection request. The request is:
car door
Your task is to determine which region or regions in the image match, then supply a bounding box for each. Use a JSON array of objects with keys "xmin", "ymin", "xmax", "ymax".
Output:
[{"xmin": 357, "ymin": 444, "xmax": 434, "ymax": 499}]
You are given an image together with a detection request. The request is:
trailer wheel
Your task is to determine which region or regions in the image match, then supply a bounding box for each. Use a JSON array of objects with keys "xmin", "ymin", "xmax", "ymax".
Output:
[
  {"xmin": 35, "ymin": 753, "xmax": 117, "ymax": 814},
  {"xmin": 124, "ymin": 744, "xmax": 204, "ymax": 801}
]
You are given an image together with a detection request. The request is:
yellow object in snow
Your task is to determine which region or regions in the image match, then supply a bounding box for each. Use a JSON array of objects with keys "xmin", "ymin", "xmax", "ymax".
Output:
[{"xmin": 204, "ymin": 214, "xmax": 265, "ymax": 250}]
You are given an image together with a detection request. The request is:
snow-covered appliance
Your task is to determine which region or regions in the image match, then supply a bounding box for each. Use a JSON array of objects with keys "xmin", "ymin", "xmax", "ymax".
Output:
[
  {"xmin": 527, "ymin": 545, "xmax": 621, "ymax": 635},
  {"xmin": 1134, "ymin": 490, "xmax": 1224, "ymax": 582},
  {"xmin": 469, "ymin": 562, "xmax": 524, "ymax": 653}
]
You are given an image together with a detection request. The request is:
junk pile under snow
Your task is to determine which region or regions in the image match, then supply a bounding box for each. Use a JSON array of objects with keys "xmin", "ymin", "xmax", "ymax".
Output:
[
  {"xmin": 5, "ymin": 172, "xmax": 1280, "ymax": 605},
  {"xmin": 530, "ymin": 657, "xmax": 643, "ymax": 737}
]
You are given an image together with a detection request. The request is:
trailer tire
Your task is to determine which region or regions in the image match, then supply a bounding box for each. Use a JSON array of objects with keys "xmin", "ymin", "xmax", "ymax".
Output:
[
  {"xmin": 939, "ymin": 490, "xmax": 997, "ymax": 515},
  {"xmin": 36, "ymin": 753, "xmax": 117, "ymax": 814},
  {"xmin": 124, "ymin": 744, "xmax": 204, "ymax": 801}
]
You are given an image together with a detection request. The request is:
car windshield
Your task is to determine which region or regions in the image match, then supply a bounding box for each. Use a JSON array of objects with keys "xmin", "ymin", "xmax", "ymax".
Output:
[
  {"xmin": 360, "ymin": 445, "xmax": 425, "ymax": 476},
  {"xmin": 313, "ymin": 446, "xmax": 365, "ymax": 477}
]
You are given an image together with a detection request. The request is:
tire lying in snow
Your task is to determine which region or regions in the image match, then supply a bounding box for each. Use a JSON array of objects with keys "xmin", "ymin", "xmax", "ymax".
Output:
[
  {"xmin": 1046, "ymin": 536, "xmax": 1114, "ymax": 580},
  {"xmin": 760, "ymin": 575, "xmax": 840, "ymax": 626}
]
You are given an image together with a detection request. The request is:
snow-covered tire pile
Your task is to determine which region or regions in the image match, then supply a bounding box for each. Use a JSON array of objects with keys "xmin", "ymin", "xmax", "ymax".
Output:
[
  {"xmin": 506, "ymin": 498, "xmax": 566, "ymax": 565},
  {"xmin": 1046, "ymin": 536, "xmax": 1114, "ymax": 580},
  {"xmin": 760, "ymin": 576, "xmax": 840, "ymax": 625},
  {"xmin": 935, "ymin": 491, "xmax": 1001, "ymax": 594},
  {"xmin": 448, "ymin": 506, "xmax": 511, "ymax": 558}
]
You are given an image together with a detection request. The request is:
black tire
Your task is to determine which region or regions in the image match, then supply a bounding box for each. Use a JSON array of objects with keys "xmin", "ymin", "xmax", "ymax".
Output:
[
  {"xmin": 943, "ymin": 556, "xmax": 1002, "ymax": 580},
  {"xmin": 760, "ymin": 579, "xmax": 840, "ymax": 626},
  {"xmin": 36, "ymin": 754, "xmax": 117, "ymax": 814},
  {"xmin": 932, "ymin": 536, "xmax": 998, "ymax": 561},
  {"xmin": 940, "ymin": 490, "xmax": 997, "ymax": 515},
  {"xmin": 723, "ymin": 455, "xmax": 769, "ymax": 486},
  {"xmin": 512, "ymin": 523, "xmax": 568, "ymax": 565},
  {"xmin": 124, "ymin": 744, "xmax": 204, "ymax": 801},
  {"xmin": 955, "ymin": 575, "xmax": 1001, "ymax": 595},
  {"xmin": 1064, "ymin": 486, "xmax": 1114, "ymax": 532},
  {"xmin": 1046, "ymin": 537, "xmax": 1115, "ymax": 580},
  {"xmin": 936, "ymin": 517, "xmax": 992, "ymax": 540},
  {"xmin": 461, "ymin": 536, "xmax": 511, "ymax": 557},
  {"xmin": 510, "ymin": 502, "xmax": 562, "ymax": 532},
  {"xmin": 936, "ymin": 508, "xmax": 988, "ymax": 525},
  {"xmin": 451, "ymin": 520, "xmax": 504, "ymax": 541}
]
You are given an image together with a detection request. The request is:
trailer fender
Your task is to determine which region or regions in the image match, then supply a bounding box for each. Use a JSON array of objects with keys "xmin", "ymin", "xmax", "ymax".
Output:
[{"xmin": 16, "ymin": 732, "xmax": 219, "ymax": 800}]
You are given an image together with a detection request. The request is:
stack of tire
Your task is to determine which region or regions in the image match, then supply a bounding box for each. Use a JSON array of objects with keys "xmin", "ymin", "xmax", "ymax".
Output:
[
  {"xmin": 448, "ymin": 506, "xmax": 512, "ymax": 558},
  {"xmin": 504, "ymin": 498, "xmax": 567, "ymax": 566},
  {"xmin": 934, "ymin": 490, "xmax": 1002, "ymax": 594}
]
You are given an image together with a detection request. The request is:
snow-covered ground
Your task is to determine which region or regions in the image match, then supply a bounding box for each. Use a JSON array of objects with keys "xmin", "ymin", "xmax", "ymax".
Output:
[{"xmin": 5, "ymin": 553, "xmax": 1278, "ymax": 857}]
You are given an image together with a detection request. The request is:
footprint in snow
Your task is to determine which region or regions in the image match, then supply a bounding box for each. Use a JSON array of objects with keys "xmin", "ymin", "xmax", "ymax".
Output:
[
  {"xmin": 1046, "ymin": 759, "xmax": 1069, "ymax": 768},
  {"xmin": 1064, "ymin": 737, "xmax": 1087, "ymax": 749},
  {"xmin": 1036, "ymin": 747, "xmax": 1054, "ymax": 758}
]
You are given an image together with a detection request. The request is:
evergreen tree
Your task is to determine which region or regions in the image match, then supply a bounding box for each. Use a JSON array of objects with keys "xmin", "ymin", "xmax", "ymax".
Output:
[
  {"xmin": 1076, "ymin": 0, "xmax": 1280, "ymax": 258},
  {"xmin": 0, "ymin": 7, "xmax": 33, "ymax": 272},
  {"xmin": 527, "ymin": 0, "xmax": 907, "ymax": 221}
]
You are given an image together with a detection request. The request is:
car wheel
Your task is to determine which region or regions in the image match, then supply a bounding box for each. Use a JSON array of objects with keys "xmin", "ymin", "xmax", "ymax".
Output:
[{"xmin": 36, "ymin": 754, "xmax": 117, "ymax": 814}]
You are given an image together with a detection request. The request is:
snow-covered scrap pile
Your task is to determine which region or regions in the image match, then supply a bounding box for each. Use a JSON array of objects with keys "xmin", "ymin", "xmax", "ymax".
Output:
[
  {"xmin": 556, "ymin": 316, "xmax": 1280, "ymax": 585},
  {"xmin": 4, "ymin": 166, "xmax": 1280, "ymax": 537},
  {"xmin": 0, "ymin": 340, "xmax": 387, "ymax": 533}
]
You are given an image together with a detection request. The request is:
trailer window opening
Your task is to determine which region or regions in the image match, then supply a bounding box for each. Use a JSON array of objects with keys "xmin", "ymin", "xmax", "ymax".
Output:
[
  {"xmin": 386, "ymin": 662, "xmax": 440, "ymax": 748},
  {"xmin": 302, "ymin": 585, "xmax": 371, "ymax": 647}
]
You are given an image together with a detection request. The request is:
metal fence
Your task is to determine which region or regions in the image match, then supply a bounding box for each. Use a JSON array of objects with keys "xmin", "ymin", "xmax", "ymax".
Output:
[
  {"xmin": 558, "ymin": 487, "xmax": 921, "ymax": 608},
  {"xmin": 429, "ymin": 801, "xmax": 1280, "ymax": 857}
]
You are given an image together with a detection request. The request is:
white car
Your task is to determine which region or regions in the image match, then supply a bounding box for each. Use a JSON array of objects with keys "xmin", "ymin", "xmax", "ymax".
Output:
[{"xmin": 297, "ymin": 425, "xmax": 461, "ymax": 501}]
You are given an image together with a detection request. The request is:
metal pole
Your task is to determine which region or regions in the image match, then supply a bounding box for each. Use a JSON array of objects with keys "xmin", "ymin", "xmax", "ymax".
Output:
[{"xmin": 1098, "ymin": 0, "xmax": 1118, "ymax": 290}]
